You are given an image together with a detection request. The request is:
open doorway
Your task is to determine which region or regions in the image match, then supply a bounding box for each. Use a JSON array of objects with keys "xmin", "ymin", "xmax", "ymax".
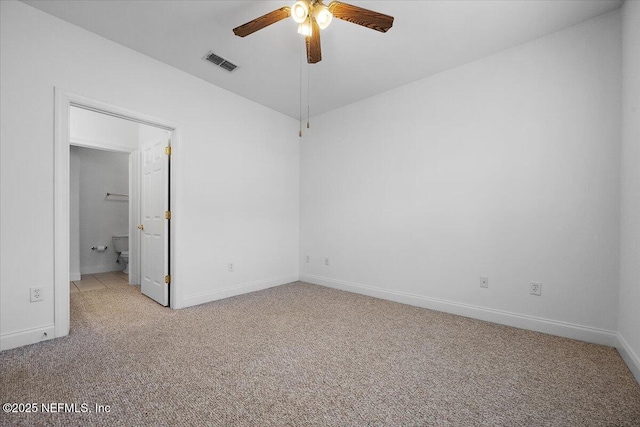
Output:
[
  {"xmin": 68, "ymin": 105, "xmax": 172, "ymax": 305},
  {"xmin": 54, "ymin": 90, "xmax": 179, "ymax": 340},
  {"xmin": 69, "ymin": 105, "xmax": 139, "ymax": 291},
  {"xmin": 70, "ymin": 145, "xmax": 131, "ymax": 292}
]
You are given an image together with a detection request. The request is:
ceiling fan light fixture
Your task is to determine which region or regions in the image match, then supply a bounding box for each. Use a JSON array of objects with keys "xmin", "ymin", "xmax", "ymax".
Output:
[
  {"xmin": 291, "ymin": 1, "xmax": 309, "ymax": 24},
  {"xmin": 297, "ymin": 17, "xmax": 313, "ymax": 36},
  {"xmin": 233, "ymin": 1, "xmax": 394, "ymax": 65},
  {"xmin": 314, "ymin": 4, "xmax": 333, "ymax": 29}
]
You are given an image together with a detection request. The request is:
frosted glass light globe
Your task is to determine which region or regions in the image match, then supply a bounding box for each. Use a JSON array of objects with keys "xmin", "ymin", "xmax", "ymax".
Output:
[
  {"xmin": 314, "ymin": 4, "xmax": 333, "ymax": 29},
  {"xmin": 291, "ymin": 1, "xmax": 309, "ymax": 24}
]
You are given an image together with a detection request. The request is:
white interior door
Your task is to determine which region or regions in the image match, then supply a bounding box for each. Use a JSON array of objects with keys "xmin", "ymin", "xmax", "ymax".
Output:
[{"xmin": 140, "ymin": 135, "xmax": 170, "ymax": 306}]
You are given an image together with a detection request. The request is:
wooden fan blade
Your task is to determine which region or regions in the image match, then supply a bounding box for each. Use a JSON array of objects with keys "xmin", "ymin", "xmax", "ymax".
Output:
[
  {"xmin": 233, "ymin": 7, "xmax": 291, "ymax": 37},
  {"xmin": 328, "ymin": 1, "xmax": 394, "ymax": 33},
  {"xmin": 305, "ymin": 18, "xmax": 322, "ymax": 64}
]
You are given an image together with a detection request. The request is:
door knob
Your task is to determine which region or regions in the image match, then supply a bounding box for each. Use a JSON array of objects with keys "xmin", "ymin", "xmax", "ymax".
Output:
[{"xmin": 138, "ymin": 224, "xmax": 144, "ymax": 230}]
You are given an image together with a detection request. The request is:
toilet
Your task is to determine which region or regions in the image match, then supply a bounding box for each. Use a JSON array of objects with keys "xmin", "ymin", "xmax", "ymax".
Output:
[{"xmin": 112, "ymin": 235, "xmax": 129, "ymax": 274}]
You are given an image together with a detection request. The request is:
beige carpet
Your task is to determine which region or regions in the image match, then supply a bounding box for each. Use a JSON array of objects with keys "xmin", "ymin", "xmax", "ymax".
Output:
[{"xmin": 1, "ymin": 282, "xmax": 639, "ymax": 426}]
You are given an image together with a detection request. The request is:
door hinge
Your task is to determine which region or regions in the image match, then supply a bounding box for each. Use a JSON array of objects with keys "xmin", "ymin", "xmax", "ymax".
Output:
[
  {"xmin": 165, "ymin": 210, "xmax": 171, "ymax": 220},
  {"xmin": 165, "ymin": 146, "xmax": 172, "ymax": 156},
  {"xmin": 165, "ymin": 275, "xmax": 171, "ymax": 284}
]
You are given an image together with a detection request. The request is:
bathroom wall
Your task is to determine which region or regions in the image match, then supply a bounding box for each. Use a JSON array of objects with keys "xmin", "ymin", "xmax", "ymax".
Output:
[{"xmin": 76, "ymin": 146, "xmax": 130, "ymax": 275}]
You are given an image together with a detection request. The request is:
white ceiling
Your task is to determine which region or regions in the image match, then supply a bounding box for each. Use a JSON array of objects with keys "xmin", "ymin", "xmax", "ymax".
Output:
[{"xmin": 22, "ymin": 0, "xmax": 623, "ymax": 119}]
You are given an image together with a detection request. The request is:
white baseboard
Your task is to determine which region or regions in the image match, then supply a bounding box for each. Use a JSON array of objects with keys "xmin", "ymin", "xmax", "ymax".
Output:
[
  {"xmin": 70, "ymin": 272, "xmax": 81, "ymax": 281},
  {"xmin": 0, "ymin": 324, "xmax": 55, "ymax": 352},
  {"xmin": 617, "ymin": 333, "xmax": 640, "ymax": 384},
  {"xmin": 181, "ymin": 274, "xmax": 299, "ymax": 308},
  {"xmin": 300, "ymin": 274, "xmax": 617, "ymax": 347}
]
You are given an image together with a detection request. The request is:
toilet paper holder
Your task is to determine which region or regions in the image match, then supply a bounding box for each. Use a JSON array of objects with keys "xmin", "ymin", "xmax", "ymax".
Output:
[{"xmin": 91, "ymin": 246, "xmax": 108, "ymax": 251}]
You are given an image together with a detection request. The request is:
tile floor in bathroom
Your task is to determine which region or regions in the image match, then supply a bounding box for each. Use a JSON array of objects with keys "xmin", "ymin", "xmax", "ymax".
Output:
[{"xmin": 70, "ymin": 270, "xmax": 129, "ymax": 293}]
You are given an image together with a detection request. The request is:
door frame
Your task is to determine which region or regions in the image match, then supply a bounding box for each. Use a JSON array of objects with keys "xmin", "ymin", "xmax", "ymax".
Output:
[
  {"xmin": 54, "ymin": 88, "xmax": 181, "ymax": 339},
  {"xmin": 129, "ymin": 149, "xmax": 141, "ymax": 287}
]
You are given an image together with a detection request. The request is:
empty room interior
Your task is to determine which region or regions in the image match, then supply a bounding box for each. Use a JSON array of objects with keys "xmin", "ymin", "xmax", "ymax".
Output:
[{"xmin": 1, "ymin": 0, "xmax": 639, "ymax": 425}]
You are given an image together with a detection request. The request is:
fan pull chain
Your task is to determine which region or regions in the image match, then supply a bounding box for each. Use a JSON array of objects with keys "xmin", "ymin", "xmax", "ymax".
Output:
[
  {"xmin": 307, "ymin": 61, "xmax": 310, "ymax": 129},
  {"xmin": 299, "ymin": 38, "xmax": 304, "ymax": 138}
]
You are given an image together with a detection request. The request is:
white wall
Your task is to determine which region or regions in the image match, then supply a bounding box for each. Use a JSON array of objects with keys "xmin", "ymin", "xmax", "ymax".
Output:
[
  {"xmin": 0, "ymin": 0, "xmax": 299, "ymax": 350},
  {"xmin": 300, "ymin": 10, "xmax": 622, "ymax": 345},
  {"xmin": 70, "ymin": 106, "xmax": 139, "ymax": 152},
  {"xmin": 618, "ymin": 0, "xmax": 640, "ymax": 382},
  {"xmin": 69, "ymin": 148, "xmax": 81, "ymax": 281},
  {"xmin": 75, "ymin": 146, "xmax": 129, "ymax": 275}
]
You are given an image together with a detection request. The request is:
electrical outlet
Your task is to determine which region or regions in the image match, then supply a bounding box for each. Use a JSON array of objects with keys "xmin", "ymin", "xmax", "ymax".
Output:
[
  {"xmin": 480, "ymin": 276, "xmax": 489, "ymax": 288},
  {"xmin": 30, "ymin": 287, "xmax": 44, "ymax": 302},
  {"xmin": 228, "ymin": 263, "xmax": 234, "ymax": 272},
  {"xmin": 530, "ymin": 281, "xmax": 542, "ymax": 296},
  {"xmin": 324, "ymin": 257, "xmax": 329, "ymax": 266},
  {"xmin": 306, "ymin": 255, "xmax": 310, "ymax": 263}
]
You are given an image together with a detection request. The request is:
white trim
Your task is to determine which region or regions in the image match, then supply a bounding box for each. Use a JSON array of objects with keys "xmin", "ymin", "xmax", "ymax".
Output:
[
  {"xmin": 181, "ymin": 274, "xmax": 299, "ymax": 308},
  {"xmin": 72, "ymin": 103, "xmax": 174, "ymax": 131},
  {"xmin": 70, "ymin": 136, "xmax": 135, "ymax": 154},
  {"xmin": 617, "ymin": 333, "xmax": 640, "ymax": 384},
  {"xmin": 300, "ymin": 274, "xmax": 617, "ymax": 347},
  {"xmin": 54, "ymin": 89, "xmax": 182, "ymax": 347},
  {"xmin": 54, "ymin": 89, "xmax": 71, "ymax": 340},
  {"xmin": 0, "ymin": 325, "xmax": 55, "ymax": 352},
  {"xmin": 168, "ymin": 127, "xmax": 182, "ymax": 309},
  {"xmin": 70, "ymin": 272, "xmax": 81, "ymax": 281},
  {"xmin": 129, "ymin": 150, "xmax": 141, "ymax": 285}
]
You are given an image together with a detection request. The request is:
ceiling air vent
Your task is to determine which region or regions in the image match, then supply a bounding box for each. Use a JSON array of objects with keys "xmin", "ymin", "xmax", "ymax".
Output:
[{"xmin": 204, "ymin": 51, "xmax": 238, "ymax": 72}]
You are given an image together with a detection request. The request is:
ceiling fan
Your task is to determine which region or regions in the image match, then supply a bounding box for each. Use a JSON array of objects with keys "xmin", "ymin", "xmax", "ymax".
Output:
[{"xmin": 232, "ymin": 1, "xmax": 394, "ymax": 64}]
